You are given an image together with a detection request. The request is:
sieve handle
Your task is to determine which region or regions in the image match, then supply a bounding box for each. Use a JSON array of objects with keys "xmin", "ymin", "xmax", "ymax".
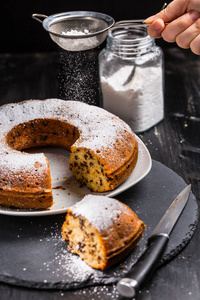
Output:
[{"xmin": 32, "ymin": 14, "xmax": 48, "ymax": 24}]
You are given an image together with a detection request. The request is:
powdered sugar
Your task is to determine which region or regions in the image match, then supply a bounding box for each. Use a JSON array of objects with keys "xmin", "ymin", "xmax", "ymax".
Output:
[
  {"xmin": 0, "ymin": 99, "xmax": 136, "ymax": 194},
  {"xmin": 0, "ymin": 152, "xmax": 47, "ymax": 174},
  {"xmin": 62, "ymin": 29, "xmax": 90, "ymax": 35},
  {"xmin": 71, "ymin": 194, "xmax": 131, "ymax": 232},
  {"xmin": 101, "ymin": 65, "xmax": 164, "ymax": 132},
  {"xmin": 58, "ymin": 50, "xmax": 100, "ymax": 105},
  {"xmin": 55, "ymin": 29, "xmax": 99, "ymax": 51},
  {"xmin": 0, "ymin": 99, "xmax": 134, "ymax": 154},
  {"xmin": 46, "ymin": 223, "xmax": 133, "ymax": 286}
]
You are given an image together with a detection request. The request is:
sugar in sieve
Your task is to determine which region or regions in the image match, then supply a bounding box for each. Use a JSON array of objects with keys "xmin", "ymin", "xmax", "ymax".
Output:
[{"xmin": 32, "ymin": 11, "xmax": 115, "ymax": 51}]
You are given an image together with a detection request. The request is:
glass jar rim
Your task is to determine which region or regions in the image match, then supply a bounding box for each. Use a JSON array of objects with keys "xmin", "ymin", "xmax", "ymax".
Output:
[{"xmin": 108, "ymin": 25, "xmax": 153, "ymax": 43}]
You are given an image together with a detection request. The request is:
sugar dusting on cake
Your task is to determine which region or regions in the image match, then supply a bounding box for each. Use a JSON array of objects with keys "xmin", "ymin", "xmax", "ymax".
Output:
[
  {"xmin": 0, "ymin": 152, "xmax": 47, "ymax": 173},
  {"xmin": 0, "ymin": 99, "xmax": 134, "ymax": 155},
  {"xmin": 0, "ymin": 99, "xmax": 135, "ymax": 189},
  {"xmin": 71, "ymin": 194, "xmax": 132, "ymax": 232}
]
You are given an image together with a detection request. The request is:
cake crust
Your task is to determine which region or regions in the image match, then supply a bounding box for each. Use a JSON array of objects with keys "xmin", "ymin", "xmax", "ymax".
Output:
[
  {"xmin": 62, "ymin": 195, "xmax": 146, "ymax": 270},
  {"xmin": 0, "ymin": 99, "xmax": 138, "ymax": 209}
]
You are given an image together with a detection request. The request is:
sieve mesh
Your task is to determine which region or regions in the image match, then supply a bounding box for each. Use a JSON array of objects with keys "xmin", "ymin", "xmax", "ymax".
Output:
[
  {"xmin": 49, "ymin": 18, "xmax": 109, "ymax": 37},
  {"xmin": 32, "ymin": 12, "xmax": 115, "ymax": 51}
]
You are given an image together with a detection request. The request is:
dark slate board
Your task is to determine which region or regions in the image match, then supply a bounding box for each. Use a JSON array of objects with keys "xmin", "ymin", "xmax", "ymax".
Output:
[{"xmin": 0, "ymin": 160, "xmax": 198, "ymax": 290}]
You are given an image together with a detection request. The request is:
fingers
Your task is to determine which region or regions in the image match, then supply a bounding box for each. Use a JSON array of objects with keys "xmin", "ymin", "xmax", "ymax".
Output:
[
  {"xmin": 147, "ymin": 11, "xmax": 200, "ymax": 41},
  {"xmin": 145, "ymin": 0, "xmax": 200, "ymax": 54},
  {"xmin": 147, "ymin": 10, "xmax": 200, "ymax": 55},
  {"xmin": 145, "ymin": 0, "xmax": 189, "ymax": 23},
  {"xmin": 176, "ymin": 19, "xmax": 200, "ymax": 54},
  {"xmin": 190, "ymin": 35, "xmax": 200, "ymax": 55},
  {"xmin": 145, "ymin": 0, "xmax": 190, "ymax": 40},
  {"xmin": 161, "ymin": 11, "xmax": 200, "ymax": 43},
  {"xmin": 147, "ymin": 19, "xmax": 165, "ymax": 38}
]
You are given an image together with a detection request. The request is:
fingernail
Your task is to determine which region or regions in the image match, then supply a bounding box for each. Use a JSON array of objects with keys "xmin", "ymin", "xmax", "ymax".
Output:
[
  {"xmin": 144, "ymin": 15, "xmax": 156, "ymax": 24},
  {"xmin": 189, "ymin": 11, "xmax": 200, "ymax": 21},
  {"xmin": 152, "ymin": 19, "xmax": 165, "ymax": 31}
]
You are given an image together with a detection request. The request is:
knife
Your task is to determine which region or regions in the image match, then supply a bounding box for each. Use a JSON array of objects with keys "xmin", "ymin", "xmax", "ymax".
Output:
[{"xmin": 117, "ymin": 184, "xmax": 191, "ymax": 298}]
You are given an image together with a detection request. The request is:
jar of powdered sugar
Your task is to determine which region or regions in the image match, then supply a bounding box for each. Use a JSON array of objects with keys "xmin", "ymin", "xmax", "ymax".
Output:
[{"xmin": 99, "ymin": 24, "xmax": 164, "ymax": 132}]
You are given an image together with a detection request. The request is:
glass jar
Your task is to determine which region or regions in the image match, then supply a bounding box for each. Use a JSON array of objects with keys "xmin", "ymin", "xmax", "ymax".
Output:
[{"xmin": 99, "ymin": 25, "xmax": 164, "ymax": 133}]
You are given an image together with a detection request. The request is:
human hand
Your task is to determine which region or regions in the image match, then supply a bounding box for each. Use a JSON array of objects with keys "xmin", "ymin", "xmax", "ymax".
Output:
[{"xmin": 145, "ymin": 0, "xmax": 200, "ymax": 55}]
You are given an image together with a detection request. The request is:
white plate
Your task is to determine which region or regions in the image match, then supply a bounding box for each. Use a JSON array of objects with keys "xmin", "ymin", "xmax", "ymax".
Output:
[{"xmin": 0, "ymin": 136, "xmax": 152, "ymax": 216}]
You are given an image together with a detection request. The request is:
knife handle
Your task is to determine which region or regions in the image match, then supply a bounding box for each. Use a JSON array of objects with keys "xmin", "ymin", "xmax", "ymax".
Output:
[{"xmin": 117, "ymin": 234, "xmax": 169, "ymax": 298}]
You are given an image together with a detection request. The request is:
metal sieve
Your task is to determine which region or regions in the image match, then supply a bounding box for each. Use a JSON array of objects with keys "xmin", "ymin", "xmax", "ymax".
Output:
[
  {"xmin": 32, "ymin": 4, "xmax": 168, "ymax": 52},
  {"xmin": 32, "ymin": 11, "xmax": 115, "ymax": 51}
]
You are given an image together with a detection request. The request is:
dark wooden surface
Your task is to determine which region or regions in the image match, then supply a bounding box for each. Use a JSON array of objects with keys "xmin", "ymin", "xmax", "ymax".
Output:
[{"xmin": 0, "ymin": 47, "xmax": 200, "ymax": 300}]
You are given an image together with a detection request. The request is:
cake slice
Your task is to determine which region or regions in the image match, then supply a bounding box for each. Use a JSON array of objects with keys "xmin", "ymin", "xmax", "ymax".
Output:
[{"xmin": 62, "ymin": 194, "xmax": 145, "ymax": 270}]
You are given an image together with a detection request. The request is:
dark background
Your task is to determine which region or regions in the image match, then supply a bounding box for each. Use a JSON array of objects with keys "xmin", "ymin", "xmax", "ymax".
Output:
[{"xmin": 1, "ymin": 0, "xmax": 173, "ymax": 53}]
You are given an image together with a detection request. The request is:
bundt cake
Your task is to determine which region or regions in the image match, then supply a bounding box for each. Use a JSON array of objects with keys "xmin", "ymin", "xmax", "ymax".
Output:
[
  {"xmin": 0, "ymin": 99, "xmax": 138, "ymax": 210},
  {"xmin": 62, "ymin": 194, "xmax": 145, "ymax": 270}
]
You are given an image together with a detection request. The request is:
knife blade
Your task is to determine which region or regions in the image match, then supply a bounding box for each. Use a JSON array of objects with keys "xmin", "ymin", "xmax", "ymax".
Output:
[{"xmin": 117, "ymin": 184, "xmax": 191, "ymax": 298}]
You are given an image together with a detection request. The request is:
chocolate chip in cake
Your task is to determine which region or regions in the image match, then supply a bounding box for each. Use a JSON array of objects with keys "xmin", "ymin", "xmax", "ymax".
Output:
[
  {"xmin": 42, "ymin": 120, "xmax": 49, "ymax": 127},
  {"xmin": 40, "ymin": 135, "xmax": 48, "ymax": 141}
]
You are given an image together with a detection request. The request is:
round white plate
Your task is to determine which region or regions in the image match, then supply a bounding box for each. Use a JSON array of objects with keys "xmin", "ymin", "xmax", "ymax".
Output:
[{"xmin": 0, "ymin": 136, "xmax": 151, "ymax": 216}]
